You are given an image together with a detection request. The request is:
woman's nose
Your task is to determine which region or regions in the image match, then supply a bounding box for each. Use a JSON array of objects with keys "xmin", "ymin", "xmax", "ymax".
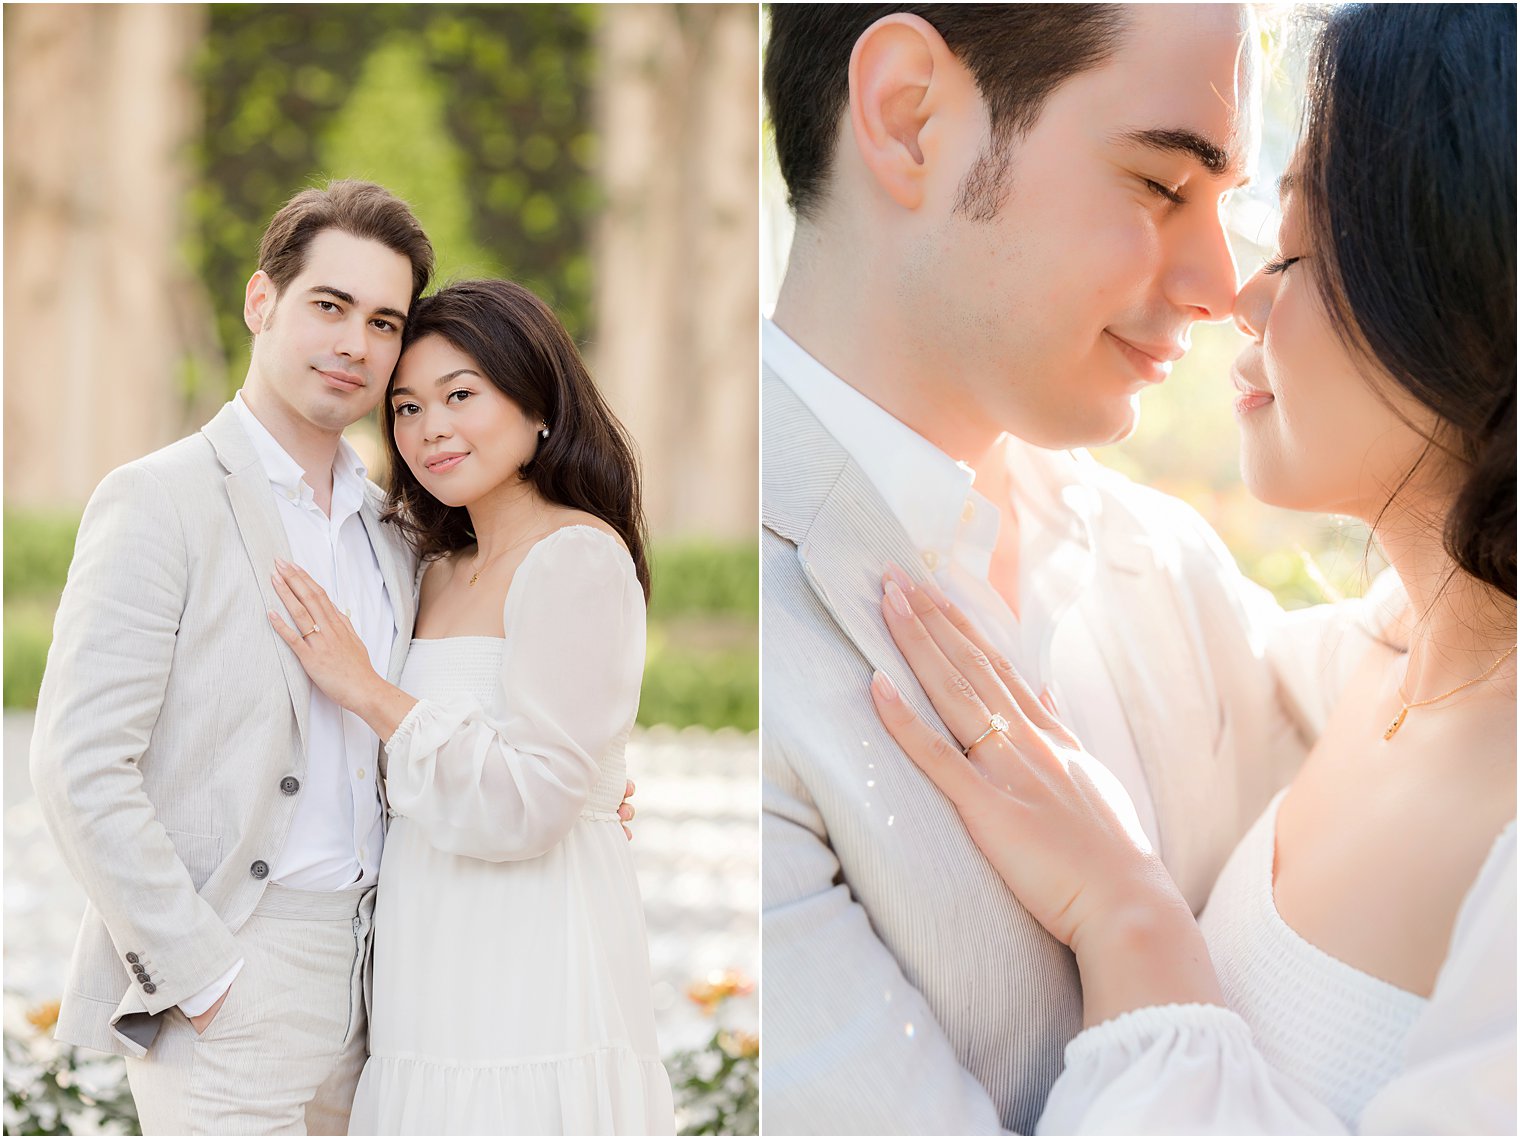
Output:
[{"xmin": 1233, "ymin": 267, "xmax": 1275, "ymax": 341}]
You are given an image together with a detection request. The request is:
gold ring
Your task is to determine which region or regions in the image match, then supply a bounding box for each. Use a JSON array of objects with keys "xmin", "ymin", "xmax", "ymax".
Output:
[
  {"xmin": 963, "ymin": 713, "xmax": 1009, "ymax": 755},
  {"xmin": 302, "ymin": 624, "xmax": 320, "ymax": 639}
]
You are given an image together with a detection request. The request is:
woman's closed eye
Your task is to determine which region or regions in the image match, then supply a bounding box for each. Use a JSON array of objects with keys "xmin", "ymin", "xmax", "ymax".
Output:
[{"xmin": 1261, "ymin": 253, "xmax": 1302, "ymax": 275}]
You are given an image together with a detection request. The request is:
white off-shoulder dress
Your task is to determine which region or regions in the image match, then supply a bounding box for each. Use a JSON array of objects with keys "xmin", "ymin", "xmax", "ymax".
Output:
[
  {"xmin": 348, "ymin": 526, "xmax": 675, "ymax": 1135},
  {"xmin": 1038, "ymin": 788, "xmax": 1516, "ymax": 1134}
]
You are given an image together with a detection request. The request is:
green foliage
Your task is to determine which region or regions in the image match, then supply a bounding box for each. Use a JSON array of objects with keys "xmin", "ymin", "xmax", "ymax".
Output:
[
  {"xmin": 3, "ymin": 1015, "xmax": 139, "ymax": 1136},
  {"xmin": 4, "ymin": 603, "xmax": 55, "ymax": 711},
  {"xmin": 649, "ymin": 542, "xmax": 760, "ymax": 619},
  {"xmin": 3, "ymin": 511, "xmax": 78, "ymax": 601},
  {"xmin": 668, "ymin": 1028, "xmax": 759, "ymax": 1136},
  {"xmin": 190, "ymin": 5, "xmax": 601, "ymax": 393},
  {"xmin": 318, "ymin": 37, "xmax": 498, "ymax": 287},
  {"xmin": 640, "ymin": 630, "xmax": 758, "ymax": 733}
]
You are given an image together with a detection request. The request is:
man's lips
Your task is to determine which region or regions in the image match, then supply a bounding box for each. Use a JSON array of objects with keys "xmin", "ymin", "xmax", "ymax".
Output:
[
  {"xmin": 423, "ymin": 452, "xmax": 468, "ymax": 473},
  {"xmin": 1105, "ymin": 331, "xmax": 1185, "ymax": 383},
  {"xmin": 1230, "ymin": 365, "xmax": 1275, "ymax": 414},
  {"xmin": 316, "ymin": 367, "xmax": 365, "ymax": 392}
]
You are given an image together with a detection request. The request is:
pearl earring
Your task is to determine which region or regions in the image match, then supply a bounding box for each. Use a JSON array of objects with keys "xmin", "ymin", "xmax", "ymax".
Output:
[{"xmin": 539, "ymin": 426, "xmax": 550, "ymax": 439}]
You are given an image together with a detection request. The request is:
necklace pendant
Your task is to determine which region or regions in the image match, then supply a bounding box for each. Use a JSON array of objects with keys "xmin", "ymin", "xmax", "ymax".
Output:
[{"xmin": 1383, "ymin": 706, "xmax": 1408, "ymax": 741}]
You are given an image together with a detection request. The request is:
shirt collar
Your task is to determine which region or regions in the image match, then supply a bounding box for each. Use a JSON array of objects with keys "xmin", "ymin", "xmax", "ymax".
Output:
[
  {"xmin": 232, "ymin": 391, "xmax": 369, "ymax": 515},
  {"xmin": 765, "ymin": 318, "xmax": 986, "ymax": 560}
]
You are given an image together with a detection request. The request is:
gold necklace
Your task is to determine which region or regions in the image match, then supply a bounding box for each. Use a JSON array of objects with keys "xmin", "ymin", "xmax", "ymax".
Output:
[
  {"xmin": 465, "ymin": 527, "xmax": 544, "ymax": 588},
  {"xmin": 1383, "ymin": 644, "xmax": 1517, "ymax": 740}
]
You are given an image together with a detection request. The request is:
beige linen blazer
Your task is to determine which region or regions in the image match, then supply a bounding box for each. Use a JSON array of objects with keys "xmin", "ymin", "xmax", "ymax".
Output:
[
  {"xmin": 761, "ymin": 371, "xmax": 1362, "ymax": 1134},
  {"xmin": 30, "ymin": 402, "xmax": 416, "ymax": 1058}
]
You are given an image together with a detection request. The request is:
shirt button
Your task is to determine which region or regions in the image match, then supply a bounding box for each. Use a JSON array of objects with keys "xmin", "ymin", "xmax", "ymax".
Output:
[
  {"xmin": 962, "ymin": 500, "xmax": 976, "ymax": 522},
  {"xmin": 250, "ymin": 860, "xmax": 270, "ymax": 880},
  {"xmin": 280, "ymin": 776, "xmax": 300, "ymax": 795},
  {"xmin": 922, "ymin": 550, "xmax": 940, "ymax": 571},
  {"xmin": 357, "ymin": 768, "xmax": 366, "ymax": 781}
]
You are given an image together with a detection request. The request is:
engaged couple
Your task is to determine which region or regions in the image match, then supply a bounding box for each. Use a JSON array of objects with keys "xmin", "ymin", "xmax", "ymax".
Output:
[
  {"xmin": 32, "ymin": 181, "xmax": 676, "ymax": 1135},
  {"xmin": 762, "ymin": 3, "xmax": 1514, "ymax": 1134}
]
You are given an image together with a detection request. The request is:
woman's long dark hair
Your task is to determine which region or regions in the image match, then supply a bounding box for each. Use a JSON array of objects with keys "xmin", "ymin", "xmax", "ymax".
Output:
[
  {"xmin": 1298, "ymin": 3, "xmax": 1516, "ymax": 599},
  {"xmin": 382, "ymin": 280, "xmax": 651, "ymax": 600}
]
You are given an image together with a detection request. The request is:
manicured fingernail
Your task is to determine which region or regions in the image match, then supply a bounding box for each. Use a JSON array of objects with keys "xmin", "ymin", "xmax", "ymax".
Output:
[
  {"xmin": 871, "ymin": 670, "xmax": 899, "ymax": 702},
  {"xmin": 884, "ymin": 562, "xmax": 914, "ymax": 594},
  {"xmin": 884, "ymin": 579, "xmax": 913, "ymax": 617},
  {"xmin": 921, "ymin": 578, "xmax": 950, "ymax": 609}
]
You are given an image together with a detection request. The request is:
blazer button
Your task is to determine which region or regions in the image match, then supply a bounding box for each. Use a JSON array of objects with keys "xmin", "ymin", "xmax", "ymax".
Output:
[
  {"xmin": 250, "ymin": 860, "xmax": 270, "ymax": 879},
  {"xmin": 125, "ymin": 952, "xmax": 139, "ymax": 964},
  {"xmin": 132, "ymin": 964, "xmax": 146, "ymax": 977},
  {"xmin": 142, "ymin": 982, "xmax": 157, "ymax": 995}
]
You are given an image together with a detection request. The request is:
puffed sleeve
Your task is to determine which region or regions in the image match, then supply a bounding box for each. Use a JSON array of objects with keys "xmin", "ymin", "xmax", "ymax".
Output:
[
  {"xmin": 382, "ymin": 526, "xmax": 644, "ymax": 862},
  {"xmin": 1037, "ymin": 830, "xmax": 1517, "ymax": 1135}
]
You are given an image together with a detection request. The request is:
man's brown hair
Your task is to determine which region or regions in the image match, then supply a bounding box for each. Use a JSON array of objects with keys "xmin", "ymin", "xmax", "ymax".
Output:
[
  {"xmin": 257, "ymin": 179, "xmax": 434, "ymax": 304},
  {"xmin": 765, "ymin": 5, "xmax": 1129, "ymax": 221}
]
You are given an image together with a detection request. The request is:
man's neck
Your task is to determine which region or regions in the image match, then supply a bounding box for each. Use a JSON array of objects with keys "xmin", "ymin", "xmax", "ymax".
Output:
[
  {"xmin": 239, "ymin": 384, "xmax": 342, "ymax": 513},
  {"xmin": 772, "ymin": 245, "xmax": 1001, "ymax": 464}
]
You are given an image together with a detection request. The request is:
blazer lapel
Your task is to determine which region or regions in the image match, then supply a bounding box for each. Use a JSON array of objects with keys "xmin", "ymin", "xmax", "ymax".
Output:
[
  {"xmin": 202, "ymin": 403, "xmax": 311, "ymax": 751},
  {"xmin": 764, "ymin": 373, "xmax": 952, "ymax": 738},
  {"xmin": 358, "ymin": 487, "xmax": 415, "ymax": 683}
]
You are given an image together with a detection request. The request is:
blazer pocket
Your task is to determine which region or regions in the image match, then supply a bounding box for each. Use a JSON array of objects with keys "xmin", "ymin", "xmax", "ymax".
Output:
[{"xmin": 164, "ymin": 828, "xmax": 223, "ymax": 891}]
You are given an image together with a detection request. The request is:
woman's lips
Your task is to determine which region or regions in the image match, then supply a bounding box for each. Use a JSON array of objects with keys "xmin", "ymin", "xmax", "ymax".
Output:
[
  {"xmin": 424, "ymin": 453, "xmax": 468, "ymax": 473},
  {"xmin": 1231, "ymin": 366, "xmax": 1275, "ymax": 415}
]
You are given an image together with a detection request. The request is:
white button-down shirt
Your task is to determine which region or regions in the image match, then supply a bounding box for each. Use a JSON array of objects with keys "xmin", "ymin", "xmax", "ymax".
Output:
[
  {"xmin": 183, "ymin": 395, "xmax": 396, "ymax": 1018},
  {"xmin": 764, "ymin": 319, "xmax": 1158, "ymax": 843},
  {"xmin": 233, "ymin": 392, "xmax": 393, "ymax": 890}
]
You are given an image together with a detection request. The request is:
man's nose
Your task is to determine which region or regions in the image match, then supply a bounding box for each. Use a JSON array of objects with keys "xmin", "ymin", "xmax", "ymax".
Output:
[
  {"xmin": 1166, "ymin": 206, "xmax": 1240, "ymax": 323},
  {"xmin": 334, "ymin": 315, "xmax": 367, "ymax": 360}
]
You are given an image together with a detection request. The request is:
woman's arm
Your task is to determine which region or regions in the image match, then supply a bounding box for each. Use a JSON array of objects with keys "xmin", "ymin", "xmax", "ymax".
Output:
[{"xmin": 269, "ymin": 529, "xmax": 642, "ymax": 859}]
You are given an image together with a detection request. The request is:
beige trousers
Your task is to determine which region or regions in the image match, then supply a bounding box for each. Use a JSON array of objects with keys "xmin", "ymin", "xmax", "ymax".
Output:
[{"xmin": 124, "ymin": 884, "xmax": 375, "ymax": 1136}]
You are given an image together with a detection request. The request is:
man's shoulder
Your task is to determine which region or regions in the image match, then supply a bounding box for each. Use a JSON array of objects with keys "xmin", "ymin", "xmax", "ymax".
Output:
[
  {"xmin": 87, "ymin": 431, "xmax": 220, "ymax": 508},
  {"xmin": 1069, "ymin": 451, "xmax": 1236, "ymax": 567}
]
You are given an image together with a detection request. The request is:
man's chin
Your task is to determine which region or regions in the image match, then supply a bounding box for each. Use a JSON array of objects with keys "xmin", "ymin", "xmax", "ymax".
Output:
[{"xmin": 1005, "ymin": 398, "xmax": 1140, "ymax": 451}]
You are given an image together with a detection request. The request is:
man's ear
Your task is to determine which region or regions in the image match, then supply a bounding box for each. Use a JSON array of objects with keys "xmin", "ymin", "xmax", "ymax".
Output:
[
  {"xmin": 847, "ymin": 13, "xmax": 972, "ymax": 211},
  {"xmin": 244, "ymin": 270, "xmax": 276, "ymax": 335}
]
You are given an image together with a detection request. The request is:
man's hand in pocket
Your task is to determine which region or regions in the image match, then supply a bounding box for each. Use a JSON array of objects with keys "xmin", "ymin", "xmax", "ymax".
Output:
[{"xmin": 190, "ymin": 985, "xmax": 231, "ymax": 1035}]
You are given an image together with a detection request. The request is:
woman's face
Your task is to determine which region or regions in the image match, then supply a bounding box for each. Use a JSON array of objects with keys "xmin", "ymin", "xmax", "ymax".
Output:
[
  {"xmin": 1229, "ymin": 172, "xmax": 1442, "ymax": 521},
  {"xmin": 389, "ymin": 333, "xmax": 543, "ymax": 509}
]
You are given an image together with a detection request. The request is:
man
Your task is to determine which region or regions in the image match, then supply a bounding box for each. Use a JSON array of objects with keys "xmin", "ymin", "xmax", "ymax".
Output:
[
  {"xmin": 762, "ymin": 6, "xmax": 1337, "ymax": 1133},
  {"xmin": 30, "ymin": 180, "xmax": 636, "ymax": 1134},
  {"xmin": 28, "ymin": 180, "xmax": 428, "ymax": 1134}
]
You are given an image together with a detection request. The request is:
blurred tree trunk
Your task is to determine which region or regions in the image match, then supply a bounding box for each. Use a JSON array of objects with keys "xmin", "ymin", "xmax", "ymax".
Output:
[
  {"xmin": 592, "ymin": 5, "xmax": 759, "ymax": 541},
  {"xmin": 4, "ymin": 4, "xmax": 223, "ymax": 511}
]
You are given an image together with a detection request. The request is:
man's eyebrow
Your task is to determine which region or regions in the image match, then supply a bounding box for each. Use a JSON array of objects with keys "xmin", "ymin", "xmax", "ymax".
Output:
[
  {"xmin": 389, "ymin": 369, "xmax": 481, "ymax": 398},
  {"xmin": 1112, "ymin": 127, "xmax": 1249, "ymax": 185},
  {"xmin": 309, "ymin": 285, "xmax": 407, "ymax": 326}
]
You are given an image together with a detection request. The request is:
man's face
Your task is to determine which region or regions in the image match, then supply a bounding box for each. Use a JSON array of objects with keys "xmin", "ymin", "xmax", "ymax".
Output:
[
  {"xmin": 245, "ymin": 228, "xmax": 414, "ymax": 435},
  {"xmin": 902, "ymin": 6, "xmax": 1258, "ymax": 451}
]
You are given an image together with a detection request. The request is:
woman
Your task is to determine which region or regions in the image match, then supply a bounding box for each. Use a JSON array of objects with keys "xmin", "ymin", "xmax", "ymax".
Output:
[
  {"xmin": 267, "ymin": 279, "xmax": 676, "ymax": 1134},
  {"xmin": 871, "ymin": 5, "xmax": 1514, "ymax": 1133}
]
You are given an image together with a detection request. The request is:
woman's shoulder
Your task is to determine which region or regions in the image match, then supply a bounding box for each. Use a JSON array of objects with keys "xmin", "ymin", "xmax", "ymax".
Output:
[{"xmin": 515, "ymin": 513, "xmax": 636, "ymax": 592}]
